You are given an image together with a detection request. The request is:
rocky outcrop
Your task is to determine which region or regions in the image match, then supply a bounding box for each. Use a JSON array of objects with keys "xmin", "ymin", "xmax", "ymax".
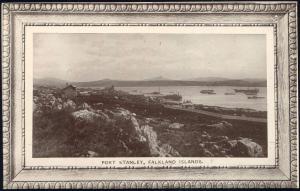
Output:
[
  {"xmin": 140, "ymin": 125, "xmax": 160, "ymax": 156},
  {"xmin": 232, "ymin": 138, "xmax": 263, "ymax": 157},
  {"xmin": 87, "ymin": 150, "xmax": 99, "ymax": 157},
  {"xmin": 160, "ymin": 144, "xmax": 181, "ymax": 157},
  {"xmin": 69, "ymin": 106, "xmax": 181, "ymax": 157},
  {"xmin": 63, "ymin": 99, "xmax": 76, "ymax": 111},
  {"xmin": 169, "ymin": 122, "xmax": 184, "ymax": 129},
  {"xmin": 207, "ymin": 121, "xmax": 233, "ymax": 133},
  {"xmin": 224, "ymin": 140, "xmax": 238, "ymax": 149},
  {"xmin": 95, "ymin": 110, "xmax": 111, "ymax": 122},
  {"xmin": 72, "ymin": 109, "xmax": 102, "ymax": 124},
  {"xmin": 140, "ymin": 125, "xmax": 181, "ymax": 157},
  {"xmin": 128, "ymin": 116, "xmax": 147, "ymax": 143}
]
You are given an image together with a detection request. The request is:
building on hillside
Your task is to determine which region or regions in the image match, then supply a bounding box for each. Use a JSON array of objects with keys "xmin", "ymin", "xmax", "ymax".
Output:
[
  {"xmin": 182, "ymin": 102, "xmax": 195, "ymax": 109},
  {"xmin": 61, "ymin": 84, "xmax": 77, "ymax": 99}
]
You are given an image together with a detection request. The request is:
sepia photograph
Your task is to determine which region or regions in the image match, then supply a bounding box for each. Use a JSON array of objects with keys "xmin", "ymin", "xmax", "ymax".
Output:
[
  {"xmin": 2, "ymin": 2, "xmax": 298, "ymax": 189},
  {"xmin": 32, "ymin": 30, "xmax": 269, "ymax": 158}
]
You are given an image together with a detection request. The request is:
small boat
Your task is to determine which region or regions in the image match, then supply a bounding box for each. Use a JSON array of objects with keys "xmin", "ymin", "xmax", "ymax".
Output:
[
  {"xmin": 248, "ymin": 96, "xmax": 264, "ymax": 99},
  {"xmin": 163, "ymin": 93, "xmax": 182, "ymax": 101},
  {"xmin": 234, "ymin": 88, "xmax": 259, "ymax": 95},
  {"xmin": 200, "ymin": 90, "xmax": 216, "ymax": 94},
  {"xmin": 224, "ymin": 92, "xmax": 235, "ymax": 95},
  {"xmin": 151, "ymin": 91, "xmax": 160, "ymax": 95},
  {"xmin": 151, "ymin": 87, "xmax": 161, "ymax": 95}
]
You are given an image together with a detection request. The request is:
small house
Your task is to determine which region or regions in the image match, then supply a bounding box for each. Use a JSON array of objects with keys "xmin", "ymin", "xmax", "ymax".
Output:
[
  {"xmin": 61, "ymin": 84, "xmax": 77, "ymax": 99},
  {"xmin": 183, "ymin": 102, "xmax": 194, "ymax": 109}
]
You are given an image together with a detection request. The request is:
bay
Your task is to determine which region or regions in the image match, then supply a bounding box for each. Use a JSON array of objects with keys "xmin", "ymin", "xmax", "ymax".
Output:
[{"xmin": 115, "ymin": 86, "xmax": 267, "ymax": 111}]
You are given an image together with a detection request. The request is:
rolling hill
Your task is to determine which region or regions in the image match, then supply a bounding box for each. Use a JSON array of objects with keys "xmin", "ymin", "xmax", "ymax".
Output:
[{"xmin": 34, "ymin": 77, "xmax": 267, "ymax": 88}]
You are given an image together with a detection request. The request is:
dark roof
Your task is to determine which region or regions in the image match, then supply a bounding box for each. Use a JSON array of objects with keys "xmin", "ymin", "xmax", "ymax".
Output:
[{"xmin": 62, "ymin": 85, "xmax": 76, "ymax": 91}]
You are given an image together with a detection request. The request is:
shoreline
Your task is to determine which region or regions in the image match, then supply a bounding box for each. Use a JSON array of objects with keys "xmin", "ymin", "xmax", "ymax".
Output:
[{"xmin": 116, "ymin": 86, "xmax": 267, "ymax": 112}]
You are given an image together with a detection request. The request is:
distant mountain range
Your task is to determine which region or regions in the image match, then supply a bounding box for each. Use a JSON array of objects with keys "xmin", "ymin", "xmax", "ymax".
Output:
[
  {"xmin": 144, "ymin": 76, "xmax": 172, "ymax": 81},
  {"xmin": 187, "ymin": 77, "xmax": 231, "ymax": 82},
  {"xmin": 34, "ymin": 76, "xmax": 267, "ymax": 88}
]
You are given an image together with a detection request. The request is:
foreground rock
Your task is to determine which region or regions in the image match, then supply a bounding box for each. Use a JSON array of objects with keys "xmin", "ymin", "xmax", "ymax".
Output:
[
  {"xmin": 71, "ymin": 106, "xmax": 181, "ymax": 157},
  {"xmin": 169, "ymin": 122, "xmax": 184, "ymax": 129},
  {"xmin": 207, "ymin": 121, "xmax": 233, "ymax": 133},
  {"xmin": 63, "ymin": 99, "xmax": 77, "ymax": 111},
  {"xmin": 232, "ymin": 138, "xmax": 263, "ymax": 157},
  {"xmin": 72, "ymin": 109, "xmax": 102, "ymax": 124},
  {"xmin": 140, "ymin": 125, "xmax": 181, "ymax": 157}
]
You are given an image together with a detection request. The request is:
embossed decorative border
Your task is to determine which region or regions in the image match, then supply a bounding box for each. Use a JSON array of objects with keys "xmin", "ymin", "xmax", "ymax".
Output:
[
  {"xmin": 1, "ymin": 2, "xmax": 298, "ymax": 189},
  {"xmin": 2, "ymin": 2, "xmax": 297, "ymax": 13},
  {"xmin": 21, "ymin": 22, "xmax": 278, "ymax": 171},
  {"xmin": 5, "ymin": 180, "xmax": 298, "ymax": 189}
]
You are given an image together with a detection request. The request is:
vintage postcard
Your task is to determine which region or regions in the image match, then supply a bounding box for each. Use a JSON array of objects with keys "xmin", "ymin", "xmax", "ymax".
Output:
[
  {"xmin": 25, "ymin": 26, "xmax": 275, "ymax": 168},
  {"xmin": 2, "ymin": 2, "xmax": 298, "ymax": 189}
]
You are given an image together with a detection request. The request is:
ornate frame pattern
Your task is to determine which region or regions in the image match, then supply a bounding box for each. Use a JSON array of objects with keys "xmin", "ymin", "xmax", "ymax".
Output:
[{"xmin": 1, "ymin": 2, "xmax": 298, "ymax": 189}]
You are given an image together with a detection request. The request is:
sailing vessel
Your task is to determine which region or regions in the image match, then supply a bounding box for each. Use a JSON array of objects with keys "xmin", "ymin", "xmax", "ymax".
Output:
[
  {"xmin": 151, "ymin": 87, "xmax": 161, "ymax": 95},
  {"xmin": 224, "ymin": 92, "xmax": 235, "ymax": 95},
  {"xmin": 233, "ymin": 88, "xmax": 259, "ymax": 95},
  {"xmin": 163, "ymin": 93, "xmax": 182, "ymax": 101},
  {"xmin": 200, "ymin": 89, "xmax": 216, "ymax": 94},
  {"xmin": 247, "ymin": 96, "xmax": 264, "ymax": 99}
]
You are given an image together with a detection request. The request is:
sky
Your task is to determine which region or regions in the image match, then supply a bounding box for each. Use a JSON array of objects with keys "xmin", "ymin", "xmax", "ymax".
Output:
[{"xmin": 33, "ymin": 33, "xmax": 266, "ymax": 81}]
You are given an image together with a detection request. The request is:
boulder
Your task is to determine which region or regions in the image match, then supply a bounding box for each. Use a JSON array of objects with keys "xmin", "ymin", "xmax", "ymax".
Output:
[
  {"xmin": 111, "ymin": 108, "xmax": 132, "ymax": 119},
  {"xmin": 202, "ymin": 131, "xmax": 209, "ymax": 135},
  {"xmin": 95, "ymin": 110, "xmax": 111, "ymax": 122},
  {"xmin": 212, "ymin": 144, "xmax": 220, "ymax": 152},
  {"xmin": 201, "ymin": 134, "xmax": 211, "ymax": 140},
  {"xmin": 129, "ymin": 116, "xmax": 146, "ymax": 142},
  {"xmin": 51, "ymin": 98, "xmax": 64, "ymax": 111},
  {"xmin": 140, "ymin": 125, "xmax": 160, "ymax": 156},
  {"xmin": 72, "ymin": 109, "xmax": 101, "ymax": 124},
  {"xmin": 207, "ymin": 121, "xmax": 233, "ymax": 132},
  {"xmin": 145, "ymin": 118, "xmax": 156, "ymax": 124},
  {"xmin": 168, "ymin": 122, "xmax": 184, "ymax": 129},
  {"xmin": 224, "ymin": 140, "xmax": 238, "ymax": 149},
  {"xmin": 130, "ymin": 116, "xmax": 140, "ymax": 132},
  {"xmin": 63, "ymin": 99, "xmax": 76, "ymax": 111},
  {"xmin": 87, "ymin": 150, "xmax": 99, "ymax": 157},
  {"xmin": 53, "ymin": 103, "xmax": 63, "ymax": 111},
  {"xmin": 160, "ymin": 144, "xmax": 181, "ymax": 157},
  {"xmin": 232, "ymin": 138, "xmax": 263, "ymax": 157},
  {"xmin": 221, "ymin": 121, "xmax": 233, "ymax": 128},
  {"xmin": 120, "ymin": 140, "xmax": 131, "ymax": 154},
  {"xmin": 199, "ymin": 143, "xmax": 205, "ymax": 148},
  {"xmin": 160, "ymin": 121, "xmax": 171, "ymax": 128},
  {"xmin": 33, "ymin": 96, "xmax": 38, "ymax": 103},
  {"xmin": 140, "ymin": 125, "xmax": 180, "ymax": 157},
  {"xmin": 213, "ymin": 136, "xmax": 229, "ymax": 142},
  {"xmin": 203, "ymin": 149, "xmax": 214, "ymax": 157}
]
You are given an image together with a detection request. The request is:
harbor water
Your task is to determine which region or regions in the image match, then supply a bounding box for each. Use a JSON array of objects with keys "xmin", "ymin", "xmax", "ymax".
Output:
[{"xmin": 115, "ymin": 86, "xmax": 267, "ymax": 111}]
